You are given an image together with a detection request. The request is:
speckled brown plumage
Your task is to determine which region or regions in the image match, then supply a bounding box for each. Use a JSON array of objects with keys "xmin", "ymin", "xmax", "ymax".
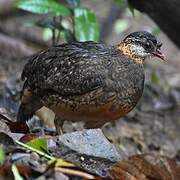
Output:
[{"xmin": 17, "ymin": 31, "xmax": 164, "ymax": 133}]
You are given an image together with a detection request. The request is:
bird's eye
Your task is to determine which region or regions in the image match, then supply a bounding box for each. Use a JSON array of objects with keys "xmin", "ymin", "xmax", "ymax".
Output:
[{"xmin": 145, "ymin": 42, "xmax": 151, "ymax": 49}]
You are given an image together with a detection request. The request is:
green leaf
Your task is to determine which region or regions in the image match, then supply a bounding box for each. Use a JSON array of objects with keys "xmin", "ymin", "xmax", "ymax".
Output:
[
  {"xmin": 12, "ymin": 164, "xmax": 24, "ymax": 180},
  {"xmin": 74, "ymin": 8, "xmax": 99, "ymax": 41},
  {"xmin": 66, "ymin": 0, "xmax": 80, "ymax": 7},
  {"xmin": 16, "ymin": 140, "xmax": 76, "ymax": 168},
  {"xmin": 26, "ymin": 138, "xmax": 48, "ymax": 153},
  {"xmin": 16, "ymin": 0, "xmax": 71, "ymax": 16},
  {"xmin": 0, "ymin": 146, "xmax": 5, "ymax": 164},
  {"xmin": 16, "ymin": 140, "xmax": 54, "ymax": 160}
]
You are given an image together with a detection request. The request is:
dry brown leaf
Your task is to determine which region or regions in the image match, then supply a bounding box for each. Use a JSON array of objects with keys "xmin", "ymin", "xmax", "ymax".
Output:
[
  {"xmin": 0, "ymin": 164, "xmax": 40, "ymax": 179},
  {"xmin": 0, "ymin": 108, "xmax": 30, "ymax": 133},
  {"xmin": 109, "ymin": 154, "xmax": 180, "ymax": 180},
  {"xmin": 19, "ymin": 133, "xmax": 40, "ymax": 143}
]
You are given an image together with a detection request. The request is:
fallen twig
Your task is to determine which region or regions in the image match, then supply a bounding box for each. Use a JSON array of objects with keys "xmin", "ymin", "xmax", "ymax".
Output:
[{"xmin": 55, "ymin": 167, "xmax": 95, "ymax": 179}]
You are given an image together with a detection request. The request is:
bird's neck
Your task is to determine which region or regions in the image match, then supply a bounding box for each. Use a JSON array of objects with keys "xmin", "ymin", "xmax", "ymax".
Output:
[{"xmin": 116, "ymin": 42, "xmax": 145, "ymax": 64}]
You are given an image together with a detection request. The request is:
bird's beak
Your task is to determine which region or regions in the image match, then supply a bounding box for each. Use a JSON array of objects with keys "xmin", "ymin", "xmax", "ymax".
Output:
[{"xmin": 152, "ymin": 48, "xmax": 166, "ymax": 61}]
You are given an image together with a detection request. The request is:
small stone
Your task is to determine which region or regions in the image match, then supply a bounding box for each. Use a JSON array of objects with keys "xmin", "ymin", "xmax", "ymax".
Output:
[{"xmin": 58, "ymin": 129, "xmax": 121, "ymax": 162}]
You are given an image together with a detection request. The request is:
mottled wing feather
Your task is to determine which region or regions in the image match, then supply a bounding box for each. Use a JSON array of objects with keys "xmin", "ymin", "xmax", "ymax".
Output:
[{"xmin": 22, "ymin": 41, "xmax": 115, "ymax": 96}]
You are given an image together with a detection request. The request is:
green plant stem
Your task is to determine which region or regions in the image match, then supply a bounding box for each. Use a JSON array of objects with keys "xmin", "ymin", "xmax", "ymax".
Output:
[
  {"xmin": 56, "ymin": 16, "xmax": 62, "ymax": 44},
  {"xmin": 52, "ymin": 16, "xmax": 56, "ymax": 46},
  {"xmin": 15, "ymin": 140, "xmax": 55, "ymax": 160}
]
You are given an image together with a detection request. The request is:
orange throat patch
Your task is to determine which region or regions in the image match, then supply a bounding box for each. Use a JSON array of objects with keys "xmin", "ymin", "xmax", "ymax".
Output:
[{"xmin": 116, "ymin": 43, "xmax": 145, "ymax": 64}]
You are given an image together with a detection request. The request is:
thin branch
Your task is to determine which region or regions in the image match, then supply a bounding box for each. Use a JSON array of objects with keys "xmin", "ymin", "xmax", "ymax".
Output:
[{"xmin": 55, "ymin": 167, "xmax": 95, "ymax": 179}]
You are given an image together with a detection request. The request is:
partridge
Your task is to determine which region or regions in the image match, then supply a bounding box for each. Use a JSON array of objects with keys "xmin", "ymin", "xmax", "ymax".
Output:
[{"xmin": 17, "ymin": 31, "xmax": 164, "ymax": 134}]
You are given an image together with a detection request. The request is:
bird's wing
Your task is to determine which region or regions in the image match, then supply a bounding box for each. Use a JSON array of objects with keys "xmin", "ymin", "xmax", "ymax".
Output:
[{"xmin": 22, "ymin": 42, "xmax": 115, "ymax": 96}]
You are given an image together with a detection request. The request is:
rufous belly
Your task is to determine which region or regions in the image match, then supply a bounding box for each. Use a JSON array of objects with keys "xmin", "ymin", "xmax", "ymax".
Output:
[{"xmin": 49, "ymin": 101, "xmax": 134, "ymax": 124}]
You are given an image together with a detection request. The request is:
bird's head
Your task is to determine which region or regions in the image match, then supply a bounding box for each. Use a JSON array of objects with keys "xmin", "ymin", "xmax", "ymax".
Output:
[{"xmin": 117, "ymin": 31, "xmax": 165, "ymax": 64}]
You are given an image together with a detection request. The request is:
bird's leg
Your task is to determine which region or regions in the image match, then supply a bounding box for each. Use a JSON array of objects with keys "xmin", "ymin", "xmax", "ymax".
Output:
[{"xmin": 54, "ymin": 116, "xmax": 65, "ymax": 135}]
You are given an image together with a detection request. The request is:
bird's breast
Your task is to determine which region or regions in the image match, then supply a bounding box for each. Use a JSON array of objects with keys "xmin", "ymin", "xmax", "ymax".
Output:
[
  {"xmin": 42, "ymin": 88, "xmax": 139, "ymax": 126},
  {"xmin": 49, "ymin": 100, "xmax": 131, "ymax": 124}
]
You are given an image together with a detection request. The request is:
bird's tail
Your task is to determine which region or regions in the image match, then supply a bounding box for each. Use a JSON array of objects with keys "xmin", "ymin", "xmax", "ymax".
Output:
[{"xmin": 17, "ymin": 103, "xmax": 34, "ymax": 122}]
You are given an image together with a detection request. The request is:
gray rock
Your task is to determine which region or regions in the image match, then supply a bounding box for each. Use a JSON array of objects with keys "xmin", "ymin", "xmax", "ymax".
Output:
[{"xmin": 58, "ymin": 129, "xmax": 121, "ymax": 162}]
